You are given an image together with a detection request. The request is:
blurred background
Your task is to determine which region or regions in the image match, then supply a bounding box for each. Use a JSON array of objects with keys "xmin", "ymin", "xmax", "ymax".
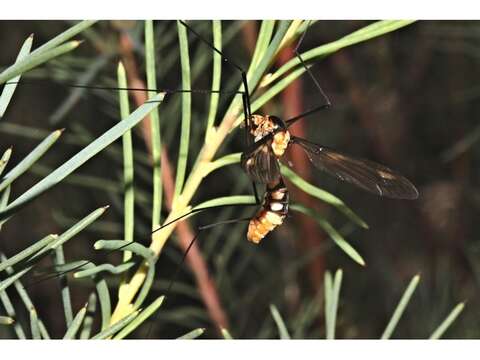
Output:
[{"xmin": 0, "ymin": 20, "xmax": 479, "ymax": 339}]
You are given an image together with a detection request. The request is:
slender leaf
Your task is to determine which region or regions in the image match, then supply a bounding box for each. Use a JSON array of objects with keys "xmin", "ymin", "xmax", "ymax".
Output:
[
  {"xmin": 174, "ymin": 20, "xmax": 192, "ymax": 200},
  {"xmin": 0, "ymin": 286, "xmax": 26, "ymax": 338},
  {"xmin": 324, "ymin": 269, "xmax": 343, "ymax": 339},
  {"xmin": 291, "ymin": 204, "xmax": 365, "ymax": 266},
  {"xmin": 0, "ymin": 316, "xmax": 14, "ymax": 325},
  {"xmin": 0, "ymin": 34, "xmax": 33, "ymax": 117},
  {"xmin": 0, "ymin": 147, "xmax": 13, "ymax": 177},
  {"xmin": 114, "ymin": 296, "xmax": 165, "ymax": 339},
  {"xmin": 221, "ymin": 328, "xmax": 233, "ymax": 339},
  {"xmin": 25, "ymin": 206, "xmax": 109, "ymax": 265},
  {"xmin": 0, "ymin": 254, "xmax": 35, "ymax": 309},
  {"xmin": 74, "ymin": 261, "xmax": 135, "ymax": 278},
  {"xmin": 91, "ymin": 310, "xmax": 139, "ymax": 339},
  {"xmin": 282, "ymin": 166, "xmax": 368, "ymax": 229},
  {"xmin": 177, "ymin": 327, "xmax": 205, "ymax": 340},
  {"xmin": 63, "ymin": 304, "xmax": 88, "ymax": 339},
  {"xmin": 80, "ymin": 292, "xmax": 97, "ymax": 339},
  {"xmin": 38, "ymin": 320, "xmax": 50, "ymax": 339},
  {"xmin": 50, "ymin": 206, "xmax": 109, "ymax": 251},
  {"xmin": 207, "ymin": 152, "xmax": 242, "ymax": 174},
  {"xmin": 429, "ymin": 302, "xmax": 465, "ymax": 339},
  {"xmin": 0, "ymin": 129, "xmax": 63, "ymax": 193},
  {"xmin": 0, "ymin": 41, "xmax": 82, "ymax": 85},
  {"xmin": 54, "ymin": 245, "xmax": 73, "ymax": 328},
  {"xmin": 0, "ymin": 234, "xmax": 58, "ymax": 273},
  {"xmin": 270, "ymin": 304, "xmax": 291, "ymax": 339},
  {"xmin": 94, "ymin": 240, "xmax": 154, "ymax": 260},
  {"xmin": 29, "ymin": 308, "xmax": 41, "ymax": 340},
  {"xmin": 82, "ymin": 264, "xmax": 111, "ymax": 330},
  {"xmin": 205, "ymin": 20, "xmax": 222, "ymax": 140},
  {"xmin": 0, "ymin": 185, "xmax": 10, "ymax": 210},
  {"xmin": 0, "ymin": 268, "xmax": 31, "ymax": 293},
  {"xmin": 30, "ymin": 20, "xmax": 97, "ymax": 55},
  {"xmin": 117, "ymin": 61, "xmax": 134, "ymax": 268},
  {"xmin": 193, "ymin": 195, "xmax": 256, "ymax": 211},
  {"xmin": 250, "ymin": 21, "xmax": 275, "ymax": 70},
  {"xmin": 0, "ymin": 185, "xmax": 10, "ymax": 230},
  {"xmin": 145, "ymin": 20, "xmax": 163, "ymax": 228},
  {"xmin": 381, "ymin": 275, "xmax": 420, "ymax": 339}
]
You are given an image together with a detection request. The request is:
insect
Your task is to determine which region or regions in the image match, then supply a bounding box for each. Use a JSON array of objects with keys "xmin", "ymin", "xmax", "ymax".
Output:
[
  {"xmin": 239, "ymin": 112, "xmax": 418, "ymax": 244},
  {"xmin": 240, "ymin": 114, "xmax": 419, "ymax": 200}
]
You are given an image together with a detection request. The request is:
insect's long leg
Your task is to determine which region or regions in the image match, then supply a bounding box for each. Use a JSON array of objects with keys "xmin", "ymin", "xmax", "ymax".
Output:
[
  {"xmin": 292, "ymin": 22, "xmax": 331, "ymax": 107},
  {"xmin": 144, "ymin": 217, "xmax": 250, "ymax": 338},
  {"xmin": 285, "ymin": 21, "xmax": 332, "ymax": 128},
  {"xmin": 179, "ymin": 20, "xmax": 261, "ymax": 204},
  {"xmin": 2, "ymin": 80, "xmax": 242, "ymax": 97},
  {"xmin": 178, "ymin": 21, "xmax": 252, "ymax": 119},
  {"xmin": 241, "ymin": 92, "xmax": 260, "ymax": 204}
]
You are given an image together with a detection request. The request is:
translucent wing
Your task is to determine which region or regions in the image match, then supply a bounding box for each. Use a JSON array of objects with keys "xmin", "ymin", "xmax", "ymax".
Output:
[
  {"xmin": 241, "ymin": 138, "xmax": 280, "ymax": 184},
  {"xmin": 291, "ymin": 137, "xmax": 419, "ymax": 199}
]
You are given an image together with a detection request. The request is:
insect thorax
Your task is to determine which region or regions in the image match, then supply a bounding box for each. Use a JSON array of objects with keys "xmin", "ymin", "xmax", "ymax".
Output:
[
  {"xmin": 249, "ymin": 115, "xmax": 280, "ymax": 141},
  {"xmin": 249, "ymin": 114, "xmax": 291, "ymax": 157}
]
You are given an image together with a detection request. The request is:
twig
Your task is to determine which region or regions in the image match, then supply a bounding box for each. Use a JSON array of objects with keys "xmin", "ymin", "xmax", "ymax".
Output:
[
  {"xmin": 278, "ymin": 46, "xmax": 327, "ymax": 291},
  {"xmin": 161, "ymin": 149, "xmax": 229, "ymax": 330}
]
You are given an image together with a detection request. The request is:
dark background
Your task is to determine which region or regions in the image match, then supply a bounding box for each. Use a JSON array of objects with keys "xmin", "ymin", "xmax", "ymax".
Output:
[{"xmin": 0, "ymin": 20, "xmax": 478, "ymax": 339}]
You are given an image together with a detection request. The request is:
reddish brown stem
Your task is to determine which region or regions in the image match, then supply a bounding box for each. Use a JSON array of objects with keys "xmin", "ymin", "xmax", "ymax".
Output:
[
  {"xmin": 241, "ymin": 21, "xmax": 257, "ymax": 56},
  {"xmin": 278, "ymin": 46, "xmax": 327, "ymax": 292}
]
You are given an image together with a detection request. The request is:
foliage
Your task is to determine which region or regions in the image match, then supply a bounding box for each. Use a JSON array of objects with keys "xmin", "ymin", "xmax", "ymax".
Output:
[{"xmin": 0, "ymin": 20, "xmax": 466, "ymax": 339}]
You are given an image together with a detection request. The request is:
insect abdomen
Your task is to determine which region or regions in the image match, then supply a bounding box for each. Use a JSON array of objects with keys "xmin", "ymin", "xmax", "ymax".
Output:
[
  {"xmin": 247, "ymin": 178, "xmax": 289, "ymax": 244},
  {"xmin": 247, "ymin": 210, "xmax": 284, "ymax": 244}
]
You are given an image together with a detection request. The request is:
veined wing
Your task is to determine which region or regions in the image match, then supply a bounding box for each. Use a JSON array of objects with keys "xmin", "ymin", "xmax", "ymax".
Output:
[
  {"xmin": 291, "ymin": 136, "xmax": 419, "ymax": 200},
  {"xmin": 241, "ymin": 137, "xmax": 280, "ymax": 184}
]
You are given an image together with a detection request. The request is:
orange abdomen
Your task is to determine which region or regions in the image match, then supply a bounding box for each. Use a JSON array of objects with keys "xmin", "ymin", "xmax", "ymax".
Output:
[{"xmin": 247, "ymin": 210, "xmax": 285, "ymax": 244}]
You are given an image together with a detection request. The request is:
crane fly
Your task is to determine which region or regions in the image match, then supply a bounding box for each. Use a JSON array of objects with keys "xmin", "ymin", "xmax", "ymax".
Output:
[{"xmin": 241, "ymin": 114, "xmax": 419, "ymax": 201}]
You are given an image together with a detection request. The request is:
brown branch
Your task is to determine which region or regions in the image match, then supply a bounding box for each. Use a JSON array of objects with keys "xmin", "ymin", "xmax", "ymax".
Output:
[
  {"xmin": 241, "ymin": 21, "xmax": 257, "ymax": 56},
  {"xmin": 278, "ymin": 46, "xmax": 327, "ymax": 293},
  {"xmin": 160, "ymin": 149, "xmax": 229, "ymax": 330},
  {"xmin": 118, "ymin": 31, "xmax": 229, "ymax": 331}
]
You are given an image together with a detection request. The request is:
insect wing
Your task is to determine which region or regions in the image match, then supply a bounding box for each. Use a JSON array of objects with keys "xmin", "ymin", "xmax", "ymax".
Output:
[
  {"xmin": 241, "ymin": 138, "xmax": 281, "ymax": 184},
  {"xmin": 291, "ymin": 137, "xmax": 419, "ymax": 199}
]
